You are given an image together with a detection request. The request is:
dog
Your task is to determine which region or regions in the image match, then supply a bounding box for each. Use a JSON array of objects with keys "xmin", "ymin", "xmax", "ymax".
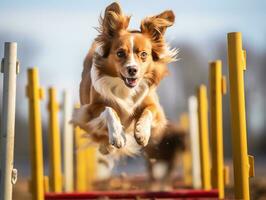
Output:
[{"xmin": 71, "ymin": 2, "xmax": 178, "ymax": 156}]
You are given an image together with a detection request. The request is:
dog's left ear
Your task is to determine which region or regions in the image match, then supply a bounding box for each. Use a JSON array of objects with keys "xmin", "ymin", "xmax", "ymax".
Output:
[
  {"xmin": 140, "ymin": 10, "xmax": 175, "ymax": 62},
  {"xmin": 140, "ymin": 10, "xmax": 175, "ymax": 41}
]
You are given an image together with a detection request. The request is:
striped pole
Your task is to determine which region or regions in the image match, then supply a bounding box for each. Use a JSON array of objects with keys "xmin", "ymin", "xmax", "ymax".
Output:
[
  {"xmin": 47, "ymin": 87, "xmax": 62, "ymax": 192},
  {"xmin": 209, "ymin": 60, "xmax": 226, "ymax": 198},
  {"xmin": 188, "ymin": 96, "xmax": 202, "ymax": 189},
  {"xmin": 0, "ymin": 42, "xmax": 19, "ymax": 200},
  {"xmin": 62, "ymin": 91, "xmax": 74, "ymax": 192},
  {"xmin": 197, "ymin": 85, "xmax": 211, "ymax": 190},
  {"xmin": 26, "ymin": 68, "xmax": 45, "ymax": 200},
  {"xmin": 227, "ymin": 32, "xmax": 254, "ymax": 200}
]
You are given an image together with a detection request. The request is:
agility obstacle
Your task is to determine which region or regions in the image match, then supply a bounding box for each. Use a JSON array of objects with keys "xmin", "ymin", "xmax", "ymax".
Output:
[
  {"xmin": 62, "ymin": 91, "xmax": 74, "ymax": 192},
  {"xmin": 26, "ymin": 68, "xmax": 45, "ymax": 200},
  {"xmin": 0, "ymin": 32, "xmax": 255, "ymax": 200},
  {"xmin": 188, "ymin": 96, "xmax": 201, "ymax": 189},
  {"xmin": 0, "ymin": 42, "xmax": 19, "ymax": 200},
  {"xmin": 227, "ymin": 32, "xmax": 254, "ymax": 199},
  {"xmin": 209, "ymin": 60, "xmax": 227, "ymax": 199}
]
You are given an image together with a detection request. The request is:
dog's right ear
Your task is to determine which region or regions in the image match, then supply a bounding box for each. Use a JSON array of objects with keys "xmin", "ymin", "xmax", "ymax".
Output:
[
  {"xmin": 96, "ymin": 2, "xmax": 130, "ymax": 57},
  {"xmin": 102, "ymin": 2, "xmax": 130, "ymax": 37}
]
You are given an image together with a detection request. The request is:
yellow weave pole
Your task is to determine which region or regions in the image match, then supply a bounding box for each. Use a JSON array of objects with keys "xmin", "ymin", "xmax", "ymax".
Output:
[
  {"xmin": 75, "ymin": 126, "xmax": 88, "ymax": 191},
  {"xmin": 209, "ymin": 60, "xmax": 226, "ymax": 199},
  {"xmin": 197, "ymin": 85, "xmax": 211, "ymax": 190},
  {"xmin": 47, "ymin": 87, "xmax": 62, "ymax": 192},
  {"xmin": 227, "ymin": 32, "xmax": 254, "ymax": 200},
  {"xmin": 26, "ymin": 68, "xmax": 45, "ymax": 200},
  {"xmin": 180, "ymin": 113, "xmax": 192, "ymax": 186},
  {"xmin": 86, "ymin": 144, "xmax": 97, "ymax": 190}
]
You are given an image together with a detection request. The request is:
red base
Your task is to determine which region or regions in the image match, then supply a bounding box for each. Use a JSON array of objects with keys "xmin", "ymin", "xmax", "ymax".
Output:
[{"xmin": 45, "ymin": 189, "xmax": 218, "ymax": 199}]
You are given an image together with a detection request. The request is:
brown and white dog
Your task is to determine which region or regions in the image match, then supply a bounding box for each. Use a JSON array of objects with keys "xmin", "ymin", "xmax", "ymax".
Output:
[{"xmin": 72, "ymin": 2, "xmax": 178, "ymax": 156}]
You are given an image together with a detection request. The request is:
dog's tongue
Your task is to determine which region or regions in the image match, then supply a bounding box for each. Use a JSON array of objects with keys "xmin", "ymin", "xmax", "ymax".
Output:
[{"xmin": 126, "ymin": 78, "xmax": 137, "ymax": 87}]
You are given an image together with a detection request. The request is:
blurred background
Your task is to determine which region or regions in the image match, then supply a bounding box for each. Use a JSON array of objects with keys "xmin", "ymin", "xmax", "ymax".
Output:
[{"xmin": 0, "ymin": 0, "xmax": 265, "ymax": 198}]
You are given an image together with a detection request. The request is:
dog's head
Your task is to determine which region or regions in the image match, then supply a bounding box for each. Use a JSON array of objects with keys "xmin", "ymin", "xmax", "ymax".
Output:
[{"xmin": 95, "ymin": 2, "xmax": 177, "ymax": 88}]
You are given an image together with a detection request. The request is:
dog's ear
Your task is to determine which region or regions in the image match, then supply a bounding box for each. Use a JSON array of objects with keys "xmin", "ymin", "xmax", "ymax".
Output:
[
  {"xmin": 140, "ymin": 10, "xmax": 174, "ymax": 40},
  {"xmin": 140, "ymin": 10, "xmax": 176, "ymax": 61},
  {"xmin": 96, "ymin": 2, "xmax": 130, "ymax": 57},
  {"xmin": 102, "ymin": 2, "xmax": 130, "ymax": 37}
]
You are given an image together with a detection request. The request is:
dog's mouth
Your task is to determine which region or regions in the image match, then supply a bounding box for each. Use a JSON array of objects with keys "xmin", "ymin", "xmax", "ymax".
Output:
[{"xmin": 121, "ymin": 74, "xmax": 138, "ymax": 88}]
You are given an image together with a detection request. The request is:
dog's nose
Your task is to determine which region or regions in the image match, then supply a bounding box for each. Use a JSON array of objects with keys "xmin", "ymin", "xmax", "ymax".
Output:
[{"xmin": 127, "ymin": 66, "xmax": 138, "ymax": 76}]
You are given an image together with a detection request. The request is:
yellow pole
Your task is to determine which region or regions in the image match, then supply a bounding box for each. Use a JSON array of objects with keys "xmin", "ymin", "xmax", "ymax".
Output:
[
  {"xmin": 75, "ymin": 124, "xmax": 87, "ymax": 191},
  {"xmin": 26, "ymin": 68, "xmax": 45, "ymax": 200},
  {"xmin": 47, "ymin": 87, "xmax": 62, "ymax": 192},
  {"xmin": 209, "ymin": 60, "xmax": 226, "ymax": 198},
  {"xmin": 180, "ymin": 113, "xmax": 192, "ymax": 186},
  {"xmin": 197, "ymin": 85, "xmax": 211, "ymax": 190},
  {"xmin": 227, "ymin": 32, "xmax": 254, "ymax": 200},
  {"xmin": 86, "ymin": 145, "xmax": 97, "ymax": 190}
]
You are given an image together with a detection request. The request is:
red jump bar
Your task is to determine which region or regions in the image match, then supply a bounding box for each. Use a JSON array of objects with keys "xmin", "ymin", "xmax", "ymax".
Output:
[{"xmin": 45, "ymin": 189, "xmax": 218, "ymax": 199}]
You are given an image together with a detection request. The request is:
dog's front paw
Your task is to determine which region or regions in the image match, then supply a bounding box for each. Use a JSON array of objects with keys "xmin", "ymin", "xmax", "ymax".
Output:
[
  {"xmin": 104, "ymin": 107, "xmax": 126, "ymax": 149},
  {"xmin": 135, "ymin": 112, "xmax": 152, "ymax": 146},
  {"xmin": 107, "ymin": 116, "xmax": 126, "ymax": 148},
  {"xmin": 109, "ymin": 130, "xmax": 126, "ymax": 149}
]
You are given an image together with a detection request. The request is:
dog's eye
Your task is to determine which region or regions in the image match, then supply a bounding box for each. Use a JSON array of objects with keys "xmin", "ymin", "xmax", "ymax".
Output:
[
  {"xmin": 140, "ymin": 51, "xmax": 148, "ymax": 59},
  {"xmin": 117, "ymin": 50, "xmax": 126, "ymax": 58}
]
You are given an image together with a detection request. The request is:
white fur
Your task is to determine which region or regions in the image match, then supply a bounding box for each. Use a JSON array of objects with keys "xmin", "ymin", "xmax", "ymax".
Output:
[
  {"xmin": 95, "ymin": 44, "xmax": 104, "ymax": 56},
  {"xmin": 160, "ymin": 43, "xmax": 179, "ymax": 62},
  {"xmin": 91, "ymin": 63, "xmax": 149, "ymax": 114},
  {"xmin": 71, "ymin": 104, "xmax": 90, "ymax": 129},
  {"xmin": 103, "ymin": 107, "xmax": 126, "ymax": 148},
  {"xmin": 88, "ymin": 107, "xmax": 126, "ymax": 148},
  {"xmin": 124, "ymin": 36, "xmax": 137, "ymax": 68},
  {"xmin": 72, "ymin": 105, "xmax": 126, "ymax": 148},
  {"xmin": 135, "ymin": 110, "xmax": 153, "ymax": 146}
]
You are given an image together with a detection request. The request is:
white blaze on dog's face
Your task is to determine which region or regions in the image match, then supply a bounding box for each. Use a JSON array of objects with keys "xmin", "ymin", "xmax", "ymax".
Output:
[
  {"xmin": 95, "ymin": 2, "xmax": 177, "ymax": 88},
  {"xmin": 108, "ymin": 32, "xmax": 153, "ymax": 88}
]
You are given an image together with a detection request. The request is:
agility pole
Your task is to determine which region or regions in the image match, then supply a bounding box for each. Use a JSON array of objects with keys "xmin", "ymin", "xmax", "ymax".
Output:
[
  {"xmin": 188, "ymin": 96, "xmax": 202, "ymax": 189},
  {"xmin": 0, "ymin": 42, "xmax": 19, "ymax": 200},
  {"xmin": 26, "ymin": 68, "xmax": 45, "ymax": 200},
  {"xmin": 197, "ymin": 84, "xmax": 211, "ymax": 190},
  {"xmin": 63, "ymin": 90, "xmax": 74, "ymax": 192},
  {"xmin": 227, "ymin": 32, "xmax": 255, "ymax": 200},
  {"xmin": 48, "ymin": 87, "xmax": 62, "ymax": 192},
  {"xmin": 209, "ymin": 60, "xmax": 226, "ymax": 198}
]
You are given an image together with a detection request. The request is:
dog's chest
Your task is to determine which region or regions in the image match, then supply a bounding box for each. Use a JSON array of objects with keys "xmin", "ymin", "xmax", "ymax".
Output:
[{"xmin": 91, "ymin": 67, "xmax": 149, "ymax": 114}]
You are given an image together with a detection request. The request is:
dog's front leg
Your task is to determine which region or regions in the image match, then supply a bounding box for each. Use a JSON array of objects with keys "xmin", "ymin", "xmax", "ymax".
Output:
[
  {"xmin": 103, "ymin": 107, "xmax": 126, "ymax": 148},
  {"xmin": 135, "ymin": 108, "xmax": 153, "ymax": 146},
  {"xmin": 72, "ymin": 105, "xmax": 126, "ymax": 148}
]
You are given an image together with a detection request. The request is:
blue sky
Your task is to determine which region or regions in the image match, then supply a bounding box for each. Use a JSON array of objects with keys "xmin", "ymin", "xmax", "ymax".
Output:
[{"xmin": 0, "ymin": 0, "xmax": 265, "ymax": 125}]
